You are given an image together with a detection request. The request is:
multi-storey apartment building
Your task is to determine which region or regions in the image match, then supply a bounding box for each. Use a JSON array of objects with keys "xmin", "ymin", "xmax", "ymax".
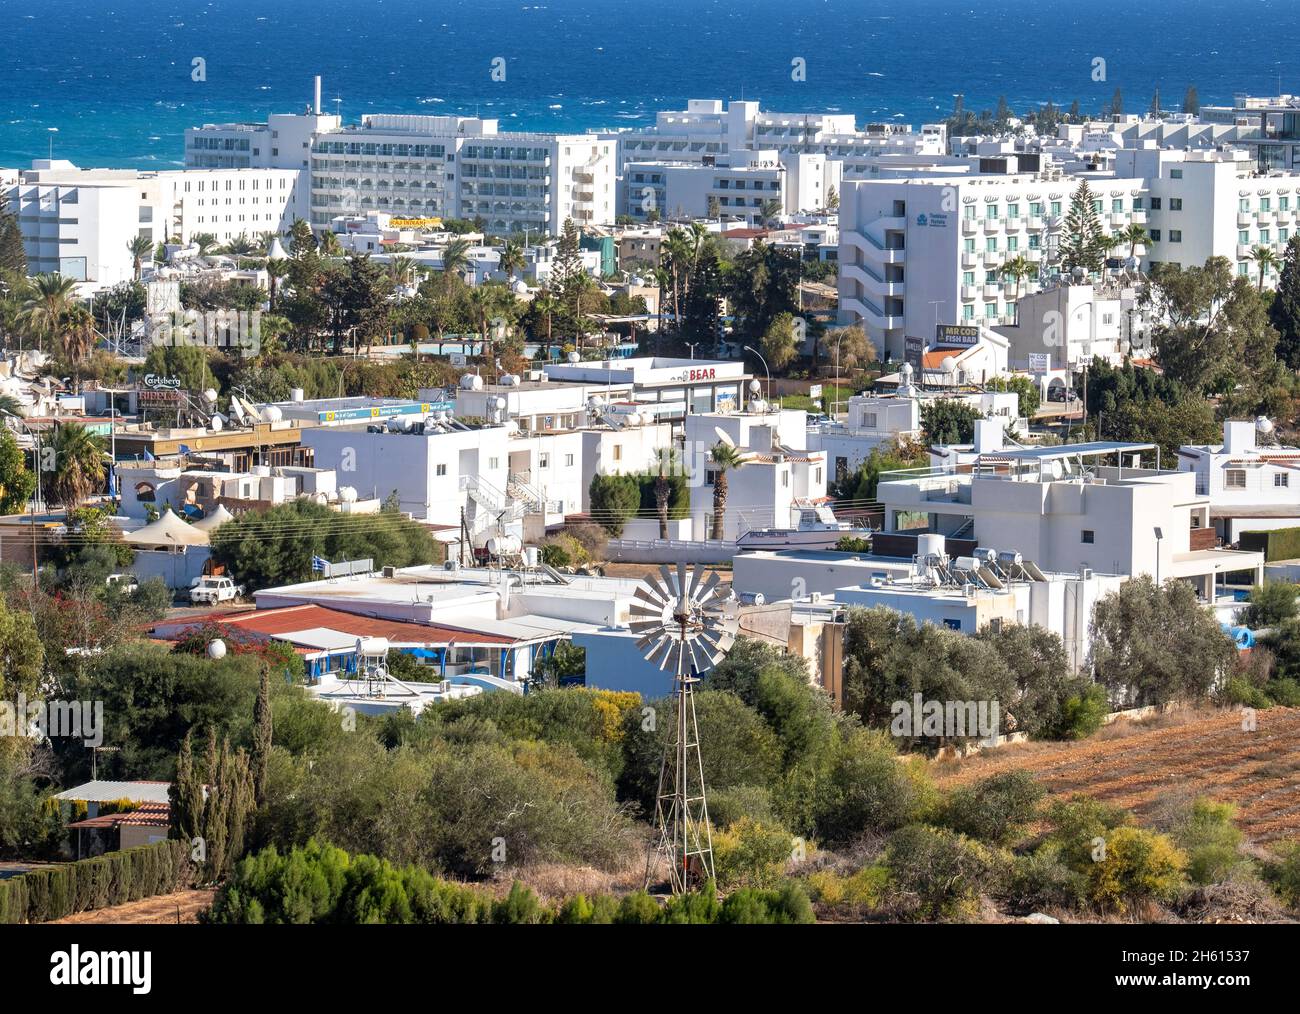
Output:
[
  {"xmin": 622, "ymin": 149, "xmax": 840, "ymax": 224},
  {"xmin": 838, "ymin": 147, "xmax": 1300, "ymax": 360},
  {"xmin": 4, "ymin": 160, "xmax": 300, "ymax": 287}
]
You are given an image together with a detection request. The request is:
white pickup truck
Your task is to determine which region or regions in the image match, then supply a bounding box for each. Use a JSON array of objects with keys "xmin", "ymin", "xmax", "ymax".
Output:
[{"xmin": 189, "ymin": 576, "xmax": 244, "ymax": 605}]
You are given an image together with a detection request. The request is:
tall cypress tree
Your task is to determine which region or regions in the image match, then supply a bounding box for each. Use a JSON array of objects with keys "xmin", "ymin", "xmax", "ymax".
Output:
[
  {"xmin": 1182, "ymin": 85, "xmax": 1199, "ymax": 115},
  {"xmin": 1270, "ymin": 235, "xmax": 1300, "ymax": 368},
  {"xmin": 0, "ymin": 204, "xmax": 26, "ymax": 277},
  {"xmin": 251, "ymin": 664, "xmax": 273, "ymax": 806}
]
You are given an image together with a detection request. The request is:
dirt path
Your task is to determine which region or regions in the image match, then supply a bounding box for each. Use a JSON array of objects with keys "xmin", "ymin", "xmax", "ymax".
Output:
[
  {"xmin": 931, "ymin": 707, "xmax": 1300, "ymax": 846},
  {"xmin": 51, "ymin": 889, "xmax": 216, "ymax": 925}
]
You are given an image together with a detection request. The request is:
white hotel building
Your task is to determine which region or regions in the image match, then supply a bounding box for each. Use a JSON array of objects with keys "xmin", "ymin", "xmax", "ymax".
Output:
[
  {"xmin": 838, "ymin": 147, "xmax": 1300, "ymax": 360},
  {"xmin": 612, "ymin": 98, "xmax": 944, "ymax": 177},
  {"xmin": 4, "ymin": 160, "xmax": 300, "ymax": 288}
]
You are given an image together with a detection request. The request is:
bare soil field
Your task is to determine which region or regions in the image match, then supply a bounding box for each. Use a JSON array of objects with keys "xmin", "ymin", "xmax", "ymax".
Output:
[
  {"xmin": 932, "ymin": 706, "xmax": 1300, "ymax": 847},
  {"xmin": 51, "ymin": 889, "xmax": 216, "ymax": 925}
]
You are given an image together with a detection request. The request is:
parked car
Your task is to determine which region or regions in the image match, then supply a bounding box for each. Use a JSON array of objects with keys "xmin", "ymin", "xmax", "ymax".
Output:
[
  {"xmin": 105, "ymin": 573, "xmax": 139, "ymax": 594},
  {"xmin": 189, "ymin": 576, "xmax": 244, "ymax": 605}
]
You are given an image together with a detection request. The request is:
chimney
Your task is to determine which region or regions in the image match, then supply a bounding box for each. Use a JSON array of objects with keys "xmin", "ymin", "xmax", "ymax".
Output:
[{"xmin": 313, "ymin": 76, "xmax": 322, "ymax": 116}]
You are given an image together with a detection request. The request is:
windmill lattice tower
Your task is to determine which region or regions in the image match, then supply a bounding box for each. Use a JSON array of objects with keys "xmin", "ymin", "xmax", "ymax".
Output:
[{"xmin": 631, "ymin": 562, "xmax": 738, "ymax": 894}]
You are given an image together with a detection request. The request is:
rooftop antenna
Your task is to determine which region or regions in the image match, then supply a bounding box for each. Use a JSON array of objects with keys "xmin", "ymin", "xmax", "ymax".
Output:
[{"xmin": 631, "ymin": 563, "xmax": 738, "ymax": 894}]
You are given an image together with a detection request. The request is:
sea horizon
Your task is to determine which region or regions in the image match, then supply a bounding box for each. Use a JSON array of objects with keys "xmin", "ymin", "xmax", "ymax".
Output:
[{"xmin": 0, "ymin": 0, "xmax": 1295, "ymax": 170}]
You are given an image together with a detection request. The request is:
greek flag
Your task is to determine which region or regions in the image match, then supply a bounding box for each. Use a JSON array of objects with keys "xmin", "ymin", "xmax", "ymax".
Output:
[
  {"xmin": 143, "ymin": 450, "xmax": 155, "ymax": 462},
  {"xmin": 311, "ymin": 555, "xmax": 328, "ymax": 573},
  {"xmin": 178, "ymin": 444, "xmax": 191, "ymax": 455}
]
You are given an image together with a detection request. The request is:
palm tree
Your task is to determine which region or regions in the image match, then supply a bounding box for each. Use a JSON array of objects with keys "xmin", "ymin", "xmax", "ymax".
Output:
[
  {"xmin": 318, "ymin": 231, "xmax": 343, "ymax": 258},
  {"xmin": 567, "ymin": 272, "xmax": 598, "ymax": 347},
  {"xmin": 48, "ymin": 422, "xmax": 105, "ymax": 510},
  {"xmin": 191, "ymin": 233, "xmax": 219, "ymax": 257},
  {"xmin": 467, "ymin": 286, "xmax": 500, "ymax": 346},
  {"xmin": 387, "ymin": 256, "xmax": 416, "ymax": 287},
  {"xmin": 1119, "ymin": 222, "xmax": 1150, "ymax": 261},
  {"xmin": 499, "ymin": 240, "xmax": 526, "ymax": 282},
  {"xmin": 1250, "ymin": 245, "xmax": 1280, "ymax": 290},
  {"xmin": 265, "ymin": 258, "xmax": 290, "ymax": 312},
  {"xmin": 441, "ymin": 238, "xmax": 472, "ymax": 279},
  {"xmin": 532, "ymin": 290, "xmax": 559, "ymax": 345},
  {"xmin": 257, "ymin": 231, "xmax": 280, "ymax": 255},
  {"xmin": 999, "ymin": 255, "xmax": 1036, "ymax": 320},
  {"xmin": 222, "ymin": 234, "xmax": 256, "ymax": 257},
  {"xmin": 661, "ymin": 228, "xmax": 693, "ymax": 330},
  {"xmin": 126, "ymin": 235, "xmax": 153, "ymax": 281},
  {"xmin": 708, "ymin": 441, "xmax": 747, "ymax": 541},
  {"xmin": 17, "ymin": 273, "xmax": 78, "ymax": 353},
  {"xmin": 655, "ymin": 459, "xmax": 671, "ymax": 539},
  {"xmin": 760, "ymin": 198, "xmax": 783, "ymax": 228}
]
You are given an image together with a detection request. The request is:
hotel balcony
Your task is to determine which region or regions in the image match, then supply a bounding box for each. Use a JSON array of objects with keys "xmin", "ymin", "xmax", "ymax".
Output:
[
  {"xmin": 982, "ymin": 251, "xmax": 1002, "ymax": 267},
  {"xmin": 983, "ymin": 283, "xmax": 1001, "ymax": 299},
  {"xmin": 1109, "ymin": 213, "xmax": 1128, "ymax": 228},
  {"xmin": 1027, "ymin": 215, "xmax": 1044, "ymax": 229},
  {"xmin": 1130, "ymin": 210, "xmax": 1147, "ymax": 224},
  {"xmin": 961, "ymin": 284, "xmax": 978, "ymax": 300},
  {"xmin": 1257, "ymin": 210, "xmax": 1276, "ymax": 226},
  {"xmin": 1238, "ymin": 212, "xmax": 1254, "ymax": 227},
  {"xmin": 1237, "ymin": 243, "xmax": 1254, "ymax": 259},
  {"xmin": 961, "ymin": 252, "xmax": 978, "ymax": 268},
  {"xmin": 983, "ymin": 218, "xmax": 1001, "ymax": 233},
  {"xmin": 962, "ymin": 218, "xmax": 978, "ymax": 235}
]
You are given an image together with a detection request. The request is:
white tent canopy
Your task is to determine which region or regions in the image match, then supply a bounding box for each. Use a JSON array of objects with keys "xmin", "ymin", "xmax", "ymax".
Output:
[
  {"xmin": 191, "ymin": 503, "xmax": 236, "ymax": 532},
  {"xmin": 122, "ymin": 509, "xmax": 210, "ymax": 548}
]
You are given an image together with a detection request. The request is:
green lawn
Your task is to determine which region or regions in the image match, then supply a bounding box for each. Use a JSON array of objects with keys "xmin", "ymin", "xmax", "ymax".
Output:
[{"xmin": 778, "ymin": 384, "xmax": 854, "ymax": 413}]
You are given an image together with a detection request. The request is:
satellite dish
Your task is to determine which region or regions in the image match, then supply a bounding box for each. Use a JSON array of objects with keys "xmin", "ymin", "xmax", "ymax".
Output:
[
  {"xmin": 262, "ymin": 405, "xmax": 283, "ymax": 422},
  {"xmin": 713, "ymin": 426, "xmax": 735, "ymax": 447},
  {"xmin": 1257, "ymin": 415, "xmax": 1275, "ymax": 435},
  {"xmin": 203, "ymin": 388, "xmax": 218, "ymax": 404},
  {"xmin": 941, "ymin": 357, "xmax": 957, "ymax": 374},
  {"xmin": 209, "ymin": 415, "xmax": 224, "ymax": 432}
]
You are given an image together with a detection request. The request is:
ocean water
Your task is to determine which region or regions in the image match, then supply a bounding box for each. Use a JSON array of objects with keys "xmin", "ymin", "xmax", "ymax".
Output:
[{"xmin": 0, "ymin": 0, "xmax": 1294, "ymax": 169}]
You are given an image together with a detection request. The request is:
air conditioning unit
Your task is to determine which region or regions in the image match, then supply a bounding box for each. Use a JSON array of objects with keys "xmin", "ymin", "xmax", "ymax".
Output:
[{"xmin": 382, "ymin": 566, "xmax": 397, "ymax": 579}]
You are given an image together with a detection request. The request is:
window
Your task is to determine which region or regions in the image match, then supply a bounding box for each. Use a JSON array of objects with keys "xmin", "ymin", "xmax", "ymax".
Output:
[
  {"xmin": 488, "ymin": 457, "xmax": 499, "ymax": 469},
  {"xmin": 1240, "ymin": 198, "xmax": 1251, "ymax": 212},
  {"xmin": 1150, "ymin": 229, "xmax": 1161, "ymax": 242},
  {"xmin": 964, "ymin": 238, "xmax": 976, "ymax": 253},
  {"xmin": 942, "ymin": 618, "xmax": 962, "ymax": 631},
  {"xmin": 1112, "ymin": 198, "xmax": 1124, "ymax": 213},
  {"xmin": 1275, "ymin": 473, "xmax": 1289, "ymax": 488},
  {"xmin": 863, "ymin": 412, "xmax": 878, "ymax": 427},
  {"xmin": 1007, "ymin": 235, "xmax": 1019, "ymax": 251},
  {"xmin": 539, "ymin": 452, "xmax": 550, "ymax": 469},
  {"xmin": 985, "ymin": 204, "xmax": 998, "ymax": 220},
  {"xmin": 612, "ymin": 445, "xmax": 622, "ymax": 461},
  {"xmin": 962, "ymin": 305, "xmax": 975, "ymax": 321},
  {"xmin": 564, "ymin": 453, "xmax": 574, "ymax": 467},
  {"xmin": 436, "ymin": 464, "xmax": 447, "ymax": 477},
  {"xmin": 1260, "ymin": 229, "xmax": 1271, "ymax": 244},
  {"xmin": 781, "ymin": 471, "xmax": 789, "ymax": 488},
  {"xmin": 1239, "ymin": 230, "xmax": 1250, "ymax": 244},
  {"xmin": 1050, "ymin": 201, "xmax": 1061, "ymax": 216},
  {"xmin": 985, "ymin": 237, "xmax": 998, "ymax": 252},
  {"xmin": 1261, "ymin": 197, "xmax": 1272, "ymax": 212},
  {"xmin": 705, "ymin": 469, "xmax": 719, "ymax": 486},
  {"xmin": 1226, "ymin": 469, "xmax": 1247, "ymax": 488},
  {"xmin": 1150, "ymin": 197, "xmax": 1162, "ymax": 210},
  {"xmin": 1169, "ymin": 230, "xmax": 1182, "ymax": 243},
  {"xmin": 963, "ymin": 204, "xmax": 976, "ymax": 220},
  {"xmin": 1081, "ymin": 530, "xmax": 1095, "ymax": 544},
  {"xmin": 1170, "ymin": 169, "xmax": 1183, "ymax": 179},
  {"xmin": 1169, "ymin": 198, "xmax": 1183, "ymax": 211}
]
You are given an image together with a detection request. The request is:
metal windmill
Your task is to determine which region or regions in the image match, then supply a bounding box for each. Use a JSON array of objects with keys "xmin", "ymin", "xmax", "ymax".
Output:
[{"xmin": 631, "ymin": 562, "xmax": 739, "ymax": 893}]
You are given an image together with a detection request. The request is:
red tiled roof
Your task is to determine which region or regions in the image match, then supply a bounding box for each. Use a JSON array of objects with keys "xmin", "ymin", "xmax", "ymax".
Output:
[
  {"xmin": 156, "ymin": 603, "xmax": 512, "ymax": 646},
  {"xmin": 67, "ymin": 803, "xmax": 170, "ymax": 830}
]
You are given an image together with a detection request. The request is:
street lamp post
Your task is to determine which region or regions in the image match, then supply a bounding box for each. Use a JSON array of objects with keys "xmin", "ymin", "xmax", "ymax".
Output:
[{"xmin": 742, "ymin": 345, "xmax": 771, "ymax": 407}]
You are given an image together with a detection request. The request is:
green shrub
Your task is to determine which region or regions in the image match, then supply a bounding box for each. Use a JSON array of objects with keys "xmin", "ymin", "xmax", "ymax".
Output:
[
  {"xmin": 883, "ymin": 825, "xmax": 994, "ymax": 921},
  {"xmin": 938, "ymin": 771, "xmax": 1044, "ymax": 845},
  {"xmin": 712, "ymin": 817, "xmax": 796, "ymax": 890},
  {"xmin": 718, "ymin": 881, "xmax": 815, "ymax": 924},
  {"xmin": 1003, "ymin": 849, "xmax": 1087, "ymax": 913},
  {"xmin": 491, "ymin": 881, "xmax": 546, "ymax": 924},
  {"xmin": 1265, "ymin": 677, "xmax": 1300, "ymax": 707},
  {"xmin": 614, "ymin": 890, "xmax": 661, "ymax": 924},
  {"xmin": 1170, "ymin": 798, "xmax": 1247, "ymax": 886},
  {"xmin": 1049, "ymin": 682, "xmax": 1110, "ymax": 740},
  {"xmin": 1264, "ymin": 840, "xmax": 1300, "ymax": 908},
  {"xmin": 1087, "ymin": 827, "xmax": 1188, "ymax": 912},
  {"xmin": 1219, "ymin": 677, "xmax": 1271, "ymax": 708}
]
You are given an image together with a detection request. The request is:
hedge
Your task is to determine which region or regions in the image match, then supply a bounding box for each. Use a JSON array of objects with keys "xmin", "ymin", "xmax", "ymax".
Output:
[
  {"xmin": 0, "ymin": 840, "xmax": 189, "ymax": 924},
  {"xmin": 1240, "ymin": 527, "xmax": 1300, "ymax": 563}
]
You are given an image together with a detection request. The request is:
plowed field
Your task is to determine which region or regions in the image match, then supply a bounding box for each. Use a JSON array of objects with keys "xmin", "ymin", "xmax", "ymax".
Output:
[{"xmin": 933, "ymin": 707, "xmax": 1300, "ymax": 846}]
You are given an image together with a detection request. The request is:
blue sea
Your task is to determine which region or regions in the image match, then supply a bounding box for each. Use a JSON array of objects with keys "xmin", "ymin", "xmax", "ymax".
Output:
[{"xmin": 0, "ymin": 0, "xmax": 1294, "ymax": 169}]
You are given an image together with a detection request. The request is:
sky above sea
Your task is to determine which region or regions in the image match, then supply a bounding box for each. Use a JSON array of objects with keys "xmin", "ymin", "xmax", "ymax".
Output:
[{"xmin": 0, "ymin": 0, "xmax": 1294, "ymax": 170}]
